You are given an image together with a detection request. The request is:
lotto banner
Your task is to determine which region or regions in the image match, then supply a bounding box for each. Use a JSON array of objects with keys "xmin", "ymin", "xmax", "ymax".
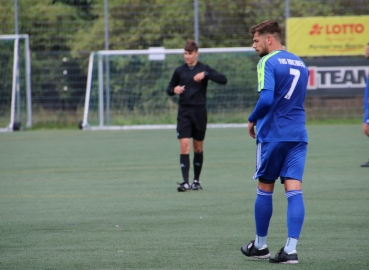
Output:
[{"xmin": 286, "ymin": 16, "xmax": 369, "ymax": 56}]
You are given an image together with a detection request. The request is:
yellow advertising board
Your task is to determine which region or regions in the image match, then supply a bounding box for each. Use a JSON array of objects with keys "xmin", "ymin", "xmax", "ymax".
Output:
[{"xmin": 286, "ymin": 16, "xmax": 369, "ymax": 56}]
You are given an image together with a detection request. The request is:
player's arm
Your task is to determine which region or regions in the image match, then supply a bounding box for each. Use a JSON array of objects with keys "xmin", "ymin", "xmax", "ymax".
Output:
[
  {"xmin": 248, "ymin": 59, "xmax": 275, "ymax": 122},
  {"xmin": 205, "ymin": 66, "xmax": 227, "ymax": 84},
  {"xmin": 248, "ymin": 120, "xmax": 257, "ymax": 139},
  {"xmin": 166, "ymin": 69, "xmax": 181, "ymax": 96},
  {"xmin": 248, "ymin": 89, "xmax": 274, "ymax": 122},
  {"xmin": 193, "ymin": 65, "xmax": 227, "ymax": 84}
]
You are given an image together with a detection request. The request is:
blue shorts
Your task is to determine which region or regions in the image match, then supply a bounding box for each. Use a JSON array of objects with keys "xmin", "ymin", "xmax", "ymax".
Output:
[
  {"xmin": 363, "ymin": 109, "xmax": 369, "ymax": 125},
  {"xmin": 253, "ymin": 142, "xmax": 308, "ymax": 183}
]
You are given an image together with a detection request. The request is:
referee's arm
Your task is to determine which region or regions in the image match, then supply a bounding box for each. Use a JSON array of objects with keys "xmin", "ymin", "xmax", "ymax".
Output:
[
  {"xmin": 206, "ymin": 66, "xmax": 227, "ymax": 85},
  {"xmin": 166, "ymin": 70, "xmax": 180, "ymax": 96}
]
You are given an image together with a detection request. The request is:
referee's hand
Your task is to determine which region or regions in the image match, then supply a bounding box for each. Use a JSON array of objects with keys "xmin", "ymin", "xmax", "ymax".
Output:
[
  {"xmin": 174, "ymin": 85, "xmax": 185, "ymax": 94},
  {"xmin": 193, "ymin": 72, "xmax": 206, "ymax": 82}
]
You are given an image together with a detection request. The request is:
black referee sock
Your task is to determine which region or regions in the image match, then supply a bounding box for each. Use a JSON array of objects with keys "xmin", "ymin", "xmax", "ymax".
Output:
[
  {"xmin": 193, "ymin": 152, "xmax": 203, "ymax": 181},
  {"xmin": 180, "ymin": 154, "xmax": 190, "ymax": 183}
]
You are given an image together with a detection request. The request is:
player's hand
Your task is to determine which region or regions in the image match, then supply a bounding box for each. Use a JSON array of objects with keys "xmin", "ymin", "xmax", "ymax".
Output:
[
  {"xmin": 193, "ymin": 72, "xmax": 205, "ymax": 83},
  {"xmin": 174, "ymin": 85, "xmax": 185, "ymax": 94},
  {"xmin": 248, "ymin": 121, "xmax": 256, "ymax": 139}
]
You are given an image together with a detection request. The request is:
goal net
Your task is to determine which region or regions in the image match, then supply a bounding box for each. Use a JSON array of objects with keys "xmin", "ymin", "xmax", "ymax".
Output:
[
  {"xmin": 0, "ymin": 35, "xmax": 32, "ymax": 132},
  {"xmin": 81, "ymin": 47, "xmax": 258, "ymax": 131}
]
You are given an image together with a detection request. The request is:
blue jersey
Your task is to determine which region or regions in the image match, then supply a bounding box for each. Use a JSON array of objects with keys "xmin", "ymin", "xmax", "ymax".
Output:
[
  {"xmin": 364, "ymin": 75, "xmax": 369, "ymax": 110},
  {"xmin": 249, "ymin": 50, "xmax": 309, "ymax": 143}
]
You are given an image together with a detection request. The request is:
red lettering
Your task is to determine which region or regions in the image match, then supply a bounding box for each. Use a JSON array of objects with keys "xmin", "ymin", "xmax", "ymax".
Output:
[
  {"xmin": 356, "ymin": 24, "xmax": 364, "ymax": 33},
  {"xmin": 325, "ymin": 23, "xmax": 365, "ymax": 34},
  {"xmin": 309, "ymin": 69, "xmax": 315, "ymax": 87},
  {"xmin": 326, "ymin": 25, "xmax": 332, "ymax": 34},
  {"xmin": 332, "ymin": 25, "xmax": 341, "ymax": 34}
]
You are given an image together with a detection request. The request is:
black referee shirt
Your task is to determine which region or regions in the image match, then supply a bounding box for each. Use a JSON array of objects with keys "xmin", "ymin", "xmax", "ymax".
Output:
[{"xmin": 166, "ymin": 61, "xmax": 227, "ymax": 106}]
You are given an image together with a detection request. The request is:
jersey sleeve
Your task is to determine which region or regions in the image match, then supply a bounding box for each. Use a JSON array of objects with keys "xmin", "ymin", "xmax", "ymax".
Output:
[
  {"xmin": 166, "ymin": 68, "xmax": 180, "ymax": 96},
  {"xmin": 205, "ymin": 65, "xmax": 228, "ymax": 85},
  {"xmin": 248, "ymin": 89, "xmax": 274, "ymax": 122},
  {"xmin": 257, "ymin": 51, "xmax": 279, "ymax": 92}
]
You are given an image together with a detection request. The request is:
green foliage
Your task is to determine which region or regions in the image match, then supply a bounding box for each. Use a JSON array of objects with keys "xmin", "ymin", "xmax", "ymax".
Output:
[
  {"xmin": 0, "ymin": 1, "xmax": 15, "ymax": 34},
  {"xmin": 0, "ymin": 41, "xmax": 15, "ymax": 110},
  {"xmin": 1, "ymin": 0, "xmax": 368, "ymax": 128},
  {"xmin": 0, "ymin": 0, "xmax": 89, "ymax": 111},
  {"xmin": 52, "ymin": 0, "xmax": 96, "ymax": 20}
]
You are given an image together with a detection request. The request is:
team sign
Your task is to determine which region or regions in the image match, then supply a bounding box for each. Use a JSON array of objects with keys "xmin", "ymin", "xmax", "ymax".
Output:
[
  {"xmin": 303, "ymin": 58, "xmax": 369, "ymax": 96},
  {"xmin": 307, "ymin": 66, "xmax": 369, "ymax": 90},
  {"xmin": 286, "ymin": 16, "xmax": 369, "ymax": 56}
]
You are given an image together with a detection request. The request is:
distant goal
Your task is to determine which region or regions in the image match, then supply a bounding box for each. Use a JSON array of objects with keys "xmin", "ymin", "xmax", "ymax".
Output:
[
  {"xmin": 0, "ymin": 34, "xmax": 32, "ymax": 132},
  {"xmin": 81, "ymin": 47, "xmax": 258, "ymax": 131}
]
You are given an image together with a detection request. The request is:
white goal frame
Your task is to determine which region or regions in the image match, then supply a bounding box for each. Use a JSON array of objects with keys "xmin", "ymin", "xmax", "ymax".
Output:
[
  {"xmin": 0, "ymin": 34, "xmax": 32, "ymax": 132},
  {"xmin": 81, "ymin": 47, "xmax": 254, "ymax": 131}
]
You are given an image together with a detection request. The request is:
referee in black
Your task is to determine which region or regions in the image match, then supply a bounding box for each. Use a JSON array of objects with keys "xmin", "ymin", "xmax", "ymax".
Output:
[{"xmin": 166, "ymin": 40, "xmax": 228, "ymax": 192}]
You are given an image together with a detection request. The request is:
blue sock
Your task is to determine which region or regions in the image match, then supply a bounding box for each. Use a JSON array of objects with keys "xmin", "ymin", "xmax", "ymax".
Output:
[
  {"xmin": 285, "ymin": 190, "xmax": 305, "ymax": 253},
  {"xmin": 254, "ymin": 188, "xmax": 273, "ymax": 248}
]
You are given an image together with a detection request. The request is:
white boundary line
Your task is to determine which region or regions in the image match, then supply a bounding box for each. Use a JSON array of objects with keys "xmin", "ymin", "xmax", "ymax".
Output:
[{"xmin": 83, "ymin": 123, "xmax": 248, "ymax": 131}]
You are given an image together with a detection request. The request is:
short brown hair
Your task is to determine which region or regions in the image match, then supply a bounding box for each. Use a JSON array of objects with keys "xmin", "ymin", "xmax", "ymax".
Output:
[
  {"xmin": 249, "ymin": 20, "xmax": 282, "ymax": 40},
  {"xmin": 184, "ymin": 40, "xmax": 198, "ymax": 52}
]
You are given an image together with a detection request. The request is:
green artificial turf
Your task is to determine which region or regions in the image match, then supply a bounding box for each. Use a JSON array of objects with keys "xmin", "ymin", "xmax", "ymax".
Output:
[{"xmin": 0, "ymin": 125, "xmax": 368, "ymax": 269}]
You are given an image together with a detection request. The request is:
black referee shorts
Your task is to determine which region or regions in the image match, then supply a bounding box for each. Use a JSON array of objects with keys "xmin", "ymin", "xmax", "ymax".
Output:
[{"xmin": 176, "ymin": 105, "xmax": 207, "ymax": 141}]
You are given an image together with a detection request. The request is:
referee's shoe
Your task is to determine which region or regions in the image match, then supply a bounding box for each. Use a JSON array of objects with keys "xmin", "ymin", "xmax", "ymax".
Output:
[
  {"xmin": 177, "ymin": 182, "xmax": 191, "ymax": 192},
  {"xmin": 191, "ymin": 180, "xmax": 202, "ymax": 190}
]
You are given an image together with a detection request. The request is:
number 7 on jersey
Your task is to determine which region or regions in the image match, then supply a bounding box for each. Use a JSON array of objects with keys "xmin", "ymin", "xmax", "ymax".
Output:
[{"xmin": 284, "ymin": 68, "xmax": 300, "ymax": 99}]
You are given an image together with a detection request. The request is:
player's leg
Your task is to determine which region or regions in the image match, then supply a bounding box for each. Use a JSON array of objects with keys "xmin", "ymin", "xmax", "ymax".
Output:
[
  {"xmin": 176, "ymin": 106, "xmax": 192, "ymax": 192},
  {"xmin": 177, "ymin": 138, "xmax": 191, "ymax": 192},
  {"xmin": 180, "ymin": 137, "xmax": 191, "ymax": 178},
  {"xmin": 241, "ymin": 142, "xmax": 282, "ymax": 259},
  {"xmin": 191, "ymin": 106, "xmax": 207, "ymax": 190},
  {"xmin": 283, "ymin": 179, "xmax": 304, "ymax": 253},
  {"xmin": 270, "ymin": 142, "xmax": 306, "ymax": 264},
  {"xmin": 241, "ymin": 182, "xmax": 275, "ymax": 259},
  {"xmin": 361, "ymin": 112, "xmax": 369, "ymax": 167},
  {"xmin": 192, "ymin": 139, "xmax": 204, "ymax": 190}
]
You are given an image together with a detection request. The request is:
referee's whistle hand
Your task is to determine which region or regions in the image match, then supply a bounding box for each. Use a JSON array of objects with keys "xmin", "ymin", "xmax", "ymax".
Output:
[{"xmin": 174, "ymin": 85, "xmax": 185, "ymax": 94}]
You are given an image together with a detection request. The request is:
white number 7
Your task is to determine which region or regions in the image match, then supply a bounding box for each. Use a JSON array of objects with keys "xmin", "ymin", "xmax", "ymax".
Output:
[{"xmin": 284, "ymin": 68, "xmax": 300, "ymax": 99}]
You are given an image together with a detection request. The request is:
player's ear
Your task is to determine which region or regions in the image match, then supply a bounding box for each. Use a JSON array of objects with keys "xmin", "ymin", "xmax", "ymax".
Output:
[{"xmin": 266, "ymin": 35, "xmax": 272, "ymax": 45}]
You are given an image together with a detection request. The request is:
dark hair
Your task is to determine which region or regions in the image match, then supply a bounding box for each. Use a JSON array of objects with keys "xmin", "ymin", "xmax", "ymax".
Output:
[
  {"xmin": 249, "ymin": 20, "xmax": 282, "ymax": 40},
  {"xmin": 184, "ymin": 40, "xmax": 198, "ymax": 52}
]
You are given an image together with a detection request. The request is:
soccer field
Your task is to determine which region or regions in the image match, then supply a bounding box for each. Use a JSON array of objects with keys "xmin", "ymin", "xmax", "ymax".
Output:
[{"xmin": 0, "ymin": 125, "xmax": 368, "ymax": 269}]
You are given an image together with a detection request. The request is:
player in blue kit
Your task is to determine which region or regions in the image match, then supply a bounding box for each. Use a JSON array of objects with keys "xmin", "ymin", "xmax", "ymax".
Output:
[
  {"xmin": 240, "ymin": 20, "xmax": 309, "ymax": 264},
  {"xmin": 360, "ymin": 43, "xmax": 369, "ymax": 167}
]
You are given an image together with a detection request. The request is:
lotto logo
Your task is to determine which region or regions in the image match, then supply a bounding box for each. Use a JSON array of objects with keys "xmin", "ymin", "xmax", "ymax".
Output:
[
  {"xmin": 308, "ymin": 66, "xmax": 369, "ymax": 90},
  {"xmin": 309, "ymin": 23, "xmax": 365, "ymax": 35}
]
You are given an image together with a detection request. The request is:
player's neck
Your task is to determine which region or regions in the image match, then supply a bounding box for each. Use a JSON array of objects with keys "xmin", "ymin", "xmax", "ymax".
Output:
[
  {"xmin": 268, "ymin": 44, "xmax": 284, "ymax": 53},
  {"xmin": 187, "ymin": 60, "xmax": 198, "ymax": 67}
]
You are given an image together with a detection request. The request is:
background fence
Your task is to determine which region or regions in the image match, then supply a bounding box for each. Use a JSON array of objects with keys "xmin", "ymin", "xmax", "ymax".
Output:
[{"xmin": 0, "ymin": 0, "xmax": 368, "ymax": 129}]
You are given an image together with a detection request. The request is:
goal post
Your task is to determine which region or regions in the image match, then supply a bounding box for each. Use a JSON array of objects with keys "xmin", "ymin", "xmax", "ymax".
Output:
[
  {"xmin": 81, "ymin": 47, "xmax": 257, "ymax": 131},
  {"xmin": 0, "ymin": 34, "xmax": 32, "ymax": 132}
]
